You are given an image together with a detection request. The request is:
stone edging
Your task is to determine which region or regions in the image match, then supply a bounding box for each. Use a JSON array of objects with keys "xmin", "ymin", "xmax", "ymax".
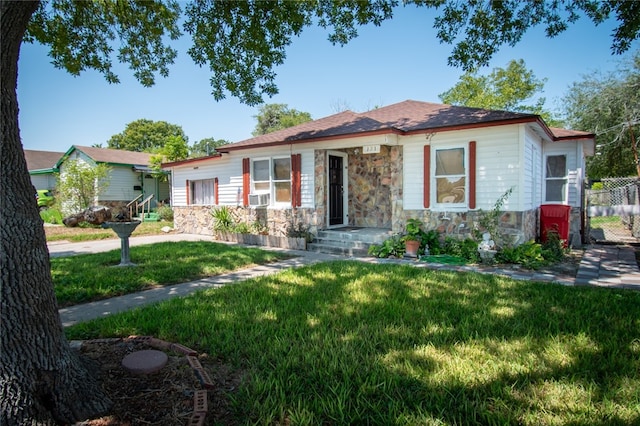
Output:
[{"xmin": 70, "ymin": 335, "xmax": 211, "ymax": 426}]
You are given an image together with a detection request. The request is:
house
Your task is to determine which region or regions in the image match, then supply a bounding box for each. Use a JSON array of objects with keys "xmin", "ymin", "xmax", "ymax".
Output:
[
  {"xmin": 56, "ymin": 145, "xmax": 170, "ymax": 210},
  {"xmin": 162, "ymin": 100, "xmax": 595, "ymax": 245},
  {"xmin": 25, "ymin": 149, "xmax": 64, "ymax": 191}
]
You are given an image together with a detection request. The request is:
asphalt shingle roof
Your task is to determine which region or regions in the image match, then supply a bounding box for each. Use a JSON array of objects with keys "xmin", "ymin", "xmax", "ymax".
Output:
[
  {"xmin": 65, "ymin": 146, "xmax": 156, "ymax": 166},
  {"xmin": 218, "ymin": 100, "xmax": 577, "ymax": 152},
  {"xmin": 24, "ymin": 149, "xmax": 64, "ymax": 171}
]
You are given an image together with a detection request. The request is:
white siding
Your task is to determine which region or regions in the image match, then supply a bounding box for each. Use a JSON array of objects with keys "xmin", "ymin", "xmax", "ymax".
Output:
[
  {"xmin": 169, "ymin": 146, "xmax": 315, "ymax": 208},
  {"xmin": 403, "ymin": 125, "xmax": 523, "ymax": 211},
  {"xmin": 543, "ymin": 140, "xmax": 581, "ymax": 207},
  {"xmin": 523, "ymin": 127, "xmax": 543, "ymax": 210}
]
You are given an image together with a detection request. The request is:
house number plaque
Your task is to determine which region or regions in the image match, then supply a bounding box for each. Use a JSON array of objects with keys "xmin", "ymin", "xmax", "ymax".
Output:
[{"xmin": 363, "ymin": 145, "xmax": 380, "ymax": 154}]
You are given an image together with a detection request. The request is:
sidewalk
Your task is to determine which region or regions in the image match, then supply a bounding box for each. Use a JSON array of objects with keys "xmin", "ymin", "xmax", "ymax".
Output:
[
  {"xmin": 48, "ymin": 233, "xmax": 216, "ymax": 258},
  {"xmin": 52, "ymin": 234, "xmax": 640, "ymax": 327},
  {"xmin": 53, "ymin": 234, "xmax": 339, "ymax": 327}
]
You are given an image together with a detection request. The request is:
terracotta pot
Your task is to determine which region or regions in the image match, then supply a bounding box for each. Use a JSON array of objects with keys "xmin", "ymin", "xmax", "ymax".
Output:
[{"xmin": 405, "ymin": 240, "xmax": 420, "ymax": 257}]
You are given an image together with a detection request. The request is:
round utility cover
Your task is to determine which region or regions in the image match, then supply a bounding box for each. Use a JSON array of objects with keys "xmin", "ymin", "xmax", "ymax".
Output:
[{"xmin": 121, "ymin": 349, "xmax": 168, "ymax": 374}]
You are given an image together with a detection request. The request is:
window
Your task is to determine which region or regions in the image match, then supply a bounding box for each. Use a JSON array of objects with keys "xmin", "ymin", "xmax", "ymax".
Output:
[
  {"xmin": 251, "ymin": 157, "xmax": 291, "ymax": 204},
  {"xmin": 189, "ymin": 179, "xmax": 215, "ymax": 205},
  {"xmin": 435, "ymin": 147, "xmax": 466, "ymax": 204},
  {"xmin": 545, "ymin": 155, "xmax": 567, "ymax": 202}
]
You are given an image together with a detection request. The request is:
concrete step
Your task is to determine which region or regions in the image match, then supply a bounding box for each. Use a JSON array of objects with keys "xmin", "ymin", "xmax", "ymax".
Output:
[
  {"xmin": 316, "ymin": 228, "xmax": 392, "ymax": 244},
  {"xmin": 137, "ymin": 212, "xmax": 160, "ymax": 222},
  {"xmin": 308, "ymin": 227, "xmax": 392, "ymax": 257},
  {"xmin": 306, "ymin": 243, "xmax": 370, "ymax": 257},
  {"xmin": 311, "ymin": 238, "xmax": 370, "ymax": 249}
]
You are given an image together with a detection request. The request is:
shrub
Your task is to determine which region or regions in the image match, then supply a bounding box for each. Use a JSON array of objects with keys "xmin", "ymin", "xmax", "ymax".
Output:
[
  {"xmin": 211, "ymin": 206, "xmax": 235, "ymax": 232},
  {"xmin": 422, "ymin": 230, "xmax": 442, "ymax": 254},
  {"xmin": 156, "ymin": 205, "xmax": 174, "ymax": 221},
  {"xmin": 252, "ymin": 220, "xmax": 269, "ymax": 235},
  {"xmin": 286, "ymin": 221, "xmax": 314, "ymax": 243},
  {"xmin": 541, "ymin": 229, "xmax": 566, "ymax": 263},
  {"xmin": 496, "ymin": 240, "xmax": 546, "ymax": 269},
  {"xmin": 40, "ymin": 208, "xmax": 63, "ymax": 225},
  {"xmin": 442, "ymin": 237, "xmax": 480, "ymax": 263},
  {"xmin": 475, "ymin": 187, "xmax": 514, "ymax": 248},
  {"xmin": 233, "ymin": 222, "xmax": 251, "ymax": 234},
  {"xmin": 368, "ymin": 235, "xmax": 405, "ymax": 258}
]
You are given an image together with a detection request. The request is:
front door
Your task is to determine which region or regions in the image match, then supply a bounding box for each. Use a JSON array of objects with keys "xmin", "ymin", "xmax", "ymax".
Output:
[{"xmin": 329, "ymin": 154, "xmax": 344, "ymax": 226}]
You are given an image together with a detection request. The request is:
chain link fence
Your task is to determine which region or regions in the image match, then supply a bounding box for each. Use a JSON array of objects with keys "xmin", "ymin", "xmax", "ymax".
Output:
[{"xmin": 586, "ymin": 177, "xmax": 640, "ymax": 243}]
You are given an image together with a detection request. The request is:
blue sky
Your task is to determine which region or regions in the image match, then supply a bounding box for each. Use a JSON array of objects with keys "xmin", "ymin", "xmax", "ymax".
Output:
[{"xmin": 17, "ymin": 4, "xmax": 638, "ymax": 153}]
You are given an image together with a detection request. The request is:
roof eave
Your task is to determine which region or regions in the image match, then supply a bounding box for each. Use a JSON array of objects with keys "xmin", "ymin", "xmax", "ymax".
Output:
[
  {"xmin": 217, "ymin": 128, "xmax": 405, "ymax": 153},
  {"xmin": 29, "ymin": 168, "xmax": 59, "ymax": 175},
  {"xmin": 161, "ymin": 153, "xmax": 223, "ymax": 169}
]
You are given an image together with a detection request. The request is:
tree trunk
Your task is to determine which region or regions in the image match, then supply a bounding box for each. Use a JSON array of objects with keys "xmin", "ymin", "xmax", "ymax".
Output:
[{"xmin": 1, "ymin": 2, "xmax": 111, "ymax": 424}]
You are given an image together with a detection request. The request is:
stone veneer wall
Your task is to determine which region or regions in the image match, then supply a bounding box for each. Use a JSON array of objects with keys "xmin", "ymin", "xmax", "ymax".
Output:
[
  {"xmin": 314, "ymin": 150, "xmax": 327, "ymax": 230},
  {"xmin": 569, "ymin": 207, "xmax": 582, "ymax": 243},
  {"xmin": 173, "ymin": 205, "xmax": 317, "ymax": 237},
  {"xmin": 313, "ymin": 147, "xmax": 403, "ymax": 229},
  {"xmin": 397, "ymin": 208, "xmax": 539, "ymax": 246},
  {"xmin": 346, "ymin": 146, "xmax": 402, "ymax": 228}
]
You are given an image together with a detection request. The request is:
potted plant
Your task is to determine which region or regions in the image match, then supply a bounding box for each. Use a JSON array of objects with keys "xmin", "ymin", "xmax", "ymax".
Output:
[{"xmin": 403, "ymin": 218, "xmax": 424, "ymax": 258}]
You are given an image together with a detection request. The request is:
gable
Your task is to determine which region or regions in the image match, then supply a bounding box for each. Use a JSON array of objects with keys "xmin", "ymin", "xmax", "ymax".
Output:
[{"xmin": 57, "ymin": 145, "xmax": 155, "ymax": 168}]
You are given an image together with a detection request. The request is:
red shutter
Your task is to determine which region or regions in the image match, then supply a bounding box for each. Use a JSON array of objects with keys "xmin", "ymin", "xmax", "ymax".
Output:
[
  {"xmin": 469, "ymin": 141, "xmax": 476, "ymax": 209},
  {"xmin": 186, "ymin": 180, "xmax": 190, "ymax": 205},
  {"xmin": 214, "ymin": 177, "xmax": 219, "ymax": 205},
  {"xmin": 242, "ymin": 158, "xmax": 250, "ymax": 207},
  {"xmin": 291, "ymin": 154, "xmax": 302, "ymax": 207},
  {"xmin": 423, "ymin": 146, "xmax": 430, "ymax": 208}
]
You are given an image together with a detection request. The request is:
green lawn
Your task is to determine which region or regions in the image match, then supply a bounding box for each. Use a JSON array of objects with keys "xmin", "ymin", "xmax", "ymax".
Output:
[
  {"xmin": 66, "ymin": 261, "xmax": 640, "ymax": 425},
  {"xmin": 51, "ymin": 241, "xmax": 288, "ymax": 307},
  {"xmin": 590, "ymin": 216, "xmax": 623, "ymax": 227},
  {"xmin": 45, "ymin": 220, "xmax": 169, "ymax": 242}
]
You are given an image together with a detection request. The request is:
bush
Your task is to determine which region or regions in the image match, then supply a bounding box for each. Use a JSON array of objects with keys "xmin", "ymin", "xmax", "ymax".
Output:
[
  {"xmin": 40, "ymin": 208, "xmax": 63, "ymax": 225},
  {"xmin": 496, "ymin": 240, "xmax": 546, "ymax": 269},
  {"xmin": 211, "ymin": 206, "xmax": 235, "ymax": 232},
  {"xmin": 286, "ymin": 221, "xmax": 314, "ymax": 243},
  {"xmin": 156, "ymin": 205, "xmax": 174, "ymax": 221},
  {"xmin": 422, "ymin": 230, "xmax": 442, "ymax": 254},
  {"xmin": 252, "ymin": 220, "xmax": 269, "ymax": 235},
  {"xmin": 233, "ymin": 222, "xmax": 251, "ymax": 234},
  {"xmin": 442, "ymin": 237, "xmax": 480, "ymax": 263},
  {"xmin": 368, "ymin": 235, "xmax": 405, "ymax": 258},
  {"xmin": 541, "ymin": 229, "xmax": 566, "ymax": 263}
]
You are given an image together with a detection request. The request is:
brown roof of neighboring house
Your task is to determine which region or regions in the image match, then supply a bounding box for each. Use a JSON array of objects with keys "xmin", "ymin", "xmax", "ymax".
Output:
[
  {"xmin": 59, "ymin": 145, "xmax": 156, "ymax": 167},
  {"xmin": 548, "ymin": 127, "xmax": 595, "ymax": 140},
  {"xmin": 24, "ymin": 149, "xmax": 64, "ymax": 171},
  {"xmin": 218, "ymin": 100, "xmax": 592, "ymax": 153}
]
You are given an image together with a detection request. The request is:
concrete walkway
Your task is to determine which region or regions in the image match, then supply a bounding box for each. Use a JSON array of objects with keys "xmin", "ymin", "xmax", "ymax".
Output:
[
  {"xmin": 51, "ymin": 234, "xmax": 640, "ymax": 327},
  {"xmin": 575, "ymin": 244, "xmax": 640, "ymax": 289}
]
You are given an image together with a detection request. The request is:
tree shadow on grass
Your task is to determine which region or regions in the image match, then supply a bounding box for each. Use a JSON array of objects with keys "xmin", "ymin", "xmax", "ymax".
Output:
[{"xmin": 69, "ymin": 260, "xmax": 640, "ymax": 424}]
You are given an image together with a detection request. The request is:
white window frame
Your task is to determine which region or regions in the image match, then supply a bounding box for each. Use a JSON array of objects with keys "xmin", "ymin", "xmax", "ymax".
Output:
[
  {"xmin": 432, "ymin": 145, "xmax": 468, "ymax": 208},
  {"xmin": 251, "ymin": 157, "xmax": 292, "ymax": 206},
  {"xmin": 544, "ymin": 154, "xmax": 568, "ymax": 203},
  {"xmin": 189, "ymin": 178, "xmax": 215, "ymax": 205}
]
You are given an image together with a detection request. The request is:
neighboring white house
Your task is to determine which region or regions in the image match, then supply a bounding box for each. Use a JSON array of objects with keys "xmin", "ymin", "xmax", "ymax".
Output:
[
  {"xmin": 25, "ymin": 149, "xmax": 63, "ymax": 191},
  {"xmin": 162, "ymin": 100, "xmax": 595, "ymax": 244},
  {"xmin": 56, "ymin": 145, "xmax": 170, "ymax": 208}
]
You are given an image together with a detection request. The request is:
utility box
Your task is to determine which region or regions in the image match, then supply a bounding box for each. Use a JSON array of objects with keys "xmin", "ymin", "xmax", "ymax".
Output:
[{"xmin": 540, "ymin": 204, "xmax": 571, "ymax": 246}]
